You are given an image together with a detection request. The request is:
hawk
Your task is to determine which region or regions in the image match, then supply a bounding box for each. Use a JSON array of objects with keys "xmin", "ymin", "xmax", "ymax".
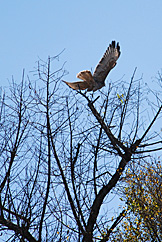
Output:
[{"xmin": 63, "ymin": 41, "xmax": 120, "ymax": 92}]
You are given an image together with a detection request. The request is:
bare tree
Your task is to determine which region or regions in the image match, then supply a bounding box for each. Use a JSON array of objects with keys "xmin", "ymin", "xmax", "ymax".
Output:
[{"xmin": 0, "ymin": 55, "xmax": 162, "ymax": 242}]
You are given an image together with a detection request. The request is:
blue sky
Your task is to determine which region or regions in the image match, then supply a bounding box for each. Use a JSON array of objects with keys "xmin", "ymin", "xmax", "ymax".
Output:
[
  {"xmin": 1, "ymin": 0, "xmax": 162, "ymax": 88},
  {"xmin": 0, "ymin": 1, "xmax": 162, "ymax": 233}
]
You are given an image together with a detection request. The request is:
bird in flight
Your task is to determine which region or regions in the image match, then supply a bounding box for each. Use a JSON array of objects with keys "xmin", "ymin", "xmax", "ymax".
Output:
[{"xmin": 63, "ymin": 41, "xmax": 120, "ymax": 92}]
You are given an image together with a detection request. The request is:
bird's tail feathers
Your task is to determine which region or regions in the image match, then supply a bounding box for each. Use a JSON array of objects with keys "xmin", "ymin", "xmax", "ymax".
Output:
[{"xmin": 62, "ymin": 80, "xmax": 89, "ymax": 90}]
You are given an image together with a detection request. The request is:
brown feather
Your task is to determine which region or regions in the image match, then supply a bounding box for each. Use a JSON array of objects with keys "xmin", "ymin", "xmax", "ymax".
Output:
[
  {"xmin": 63, "ymin": 80, "xmax": 90, "ymax": 90},
  {"xmin": 77, "ymin": 70, "xmax": 93, "ymax": 83},
  {"xmin": 63, "ymin": 41, "xmax": 121, "ymax": 91},
  {"xmin": 93, "ymin": 41, "xmax": 120, "ymax": 85}
]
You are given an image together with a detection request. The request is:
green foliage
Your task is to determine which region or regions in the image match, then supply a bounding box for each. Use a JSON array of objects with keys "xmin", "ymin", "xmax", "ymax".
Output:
[{"xmin": 111, "ymin": 160, "xmax": 162, "ymax": 242}]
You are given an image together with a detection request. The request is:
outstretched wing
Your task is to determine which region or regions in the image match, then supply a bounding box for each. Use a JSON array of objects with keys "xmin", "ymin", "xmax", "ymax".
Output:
[
  {"xmin": 93, "ymin": 41, "xmax": 120, "ymax": 85},
  {"xmin": 76, "ymin": 70, "xmax": 93, "ymax": 83},
  {"xmin": 63, "ymin": 70, "xmax": 95, "ymax": 91}
]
